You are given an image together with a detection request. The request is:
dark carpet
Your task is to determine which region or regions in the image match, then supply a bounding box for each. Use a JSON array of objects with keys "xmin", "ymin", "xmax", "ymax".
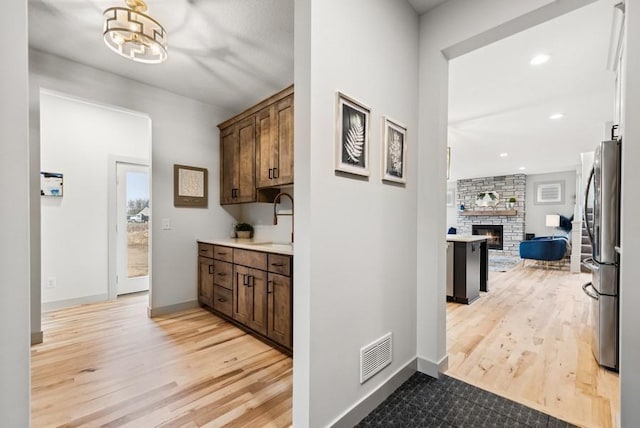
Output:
[{"xmin": 355, "ymin": 372, "xmax": 576, "ymax": 427}]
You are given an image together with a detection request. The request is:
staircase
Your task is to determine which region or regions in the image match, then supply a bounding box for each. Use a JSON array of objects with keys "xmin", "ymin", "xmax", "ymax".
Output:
[{"xmin": 581, "ymin": 207, "xmax": 593, "ymax": 272}]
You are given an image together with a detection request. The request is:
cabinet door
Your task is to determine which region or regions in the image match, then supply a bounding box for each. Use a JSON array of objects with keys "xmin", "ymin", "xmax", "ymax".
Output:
[
  {"xmin": 272, "ymin": 95, "xmax": 294, "ymax": 186},
  {"xmin": 197, "ymin": 256, "xmax": 214, "ymax": 307},
  {"xmin": 236, "ymin": 117, "xmax": 257, "ymax": 203},
  {"xmin": 256, "ymin": 105, "xmax": 275, "ymax": 188},
  {"xmin": 267, "ymin": 272, "xmax": 292, "ymax": 348},
  {"xmin": 233, "ymin": 266, "xmax": 267, "ymax": 334},
  {"xmin": 220, "ymin": 125, "xmax": 238, "ymax": 205}
]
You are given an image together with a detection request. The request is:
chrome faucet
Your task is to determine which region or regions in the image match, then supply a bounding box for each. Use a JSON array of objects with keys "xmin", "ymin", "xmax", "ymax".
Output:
[{"xmin": 273, "ymin": 192, "xmax": 294, "ymax": 243}]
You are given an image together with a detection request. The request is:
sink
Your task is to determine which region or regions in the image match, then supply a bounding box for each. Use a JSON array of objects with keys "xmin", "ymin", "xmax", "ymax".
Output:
[
  {"xmin": 239, "ymin": 240, "xmax": 273, "ymax": 246},
  {"xmin": 238, "ymin": 240, "xmax": 293, "ymax": 250},
  {"xmin": 268, "ymin": 243, "xmax": 293, "ymax": 251}
]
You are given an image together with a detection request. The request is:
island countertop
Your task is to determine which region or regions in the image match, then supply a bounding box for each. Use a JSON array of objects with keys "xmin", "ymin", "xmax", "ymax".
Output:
[
  {"xmin": 446, "ymin": 234, "xmax": 489, "ymax": 243},
  {"xmin": 198, "ymin": 238, "xmax": 293, "ymax": 256}
]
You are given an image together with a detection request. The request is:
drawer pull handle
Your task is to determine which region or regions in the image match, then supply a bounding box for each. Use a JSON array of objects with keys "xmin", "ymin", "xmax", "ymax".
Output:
[
  {"xmin": 273, "ymin": 167, "xmax": 278, "ymax": 179},
  {"xmin": 217, "ymin": 252, "xmax": 227, "ymax": 256},
  {"xmin": 217, "ymin": 298, "xmax": 226, "ymax": 303},
  {"xmin": 267, "ymin": 280, "xmax": 273, "ymax": 294},
  {"xmin": 217, "ymin": 273, "xmax": 226, "ymax": 277},
  {"xmin": 269, "ymin": 168, "xmax": 273, "ymax": 179},
  {"xmin": 208, "ymin": 265, "xmax": 213, "ymax": 275},
  {"xmin": 271, "ymin": 262, "xmax": 285, "ymax": 267}
]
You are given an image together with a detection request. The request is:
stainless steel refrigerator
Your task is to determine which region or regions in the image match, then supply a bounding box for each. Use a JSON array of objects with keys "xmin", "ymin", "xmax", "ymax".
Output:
[{"xmin": 583, "ymin": 138, "xmax": 621, "ymax": 371}]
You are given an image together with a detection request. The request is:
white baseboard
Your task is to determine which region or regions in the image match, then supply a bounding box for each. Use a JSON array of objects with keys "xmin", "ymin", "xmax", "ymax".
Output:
[
  {"xmin": 42, "ymin": 293, "xmax": 109, "ymax": 312},
  {"xmin": 31, "ymin": 331, "xmax": 43, "ymax": 345},
  {"xmin": 417, "ymin": 354, "xmax": 449, "ymax": 378},
  {"xmin": 148, "ymin": 300, "xmax": 199, "ymax": 317},
  {"xmin": 329, "ymin": 358, "xmax": 418, "ymax": 428}
]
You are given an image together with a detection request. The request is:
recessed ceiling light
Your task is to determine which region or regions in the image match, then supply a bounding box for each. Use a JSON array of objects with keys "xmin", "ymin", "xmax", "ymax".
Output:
[
  {"xmin": 499, "ymin": 153, "xmax": 508, "ymax": 158},
  {"xmin": 549, "ymin": 113, "xmax": 564, "ymax": 120},
  {"xmin": 530, "ymin": 54, "xmax": 551, "ymax": 65},
  {"xmin": 519, "ymin": 167, "xmax": 526, "ymax": 171}
]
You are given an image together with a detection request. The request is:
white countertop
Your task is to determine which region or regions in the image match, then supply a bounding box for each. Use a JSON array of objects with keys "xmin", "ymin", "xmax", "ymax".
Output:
[
  {"xmin": 198, "ymin": 238, "xmax": 294, "ymax": 256},
  {"xmin": 446, "ymin": 234, "xmax": 489, "ymax": 243}
]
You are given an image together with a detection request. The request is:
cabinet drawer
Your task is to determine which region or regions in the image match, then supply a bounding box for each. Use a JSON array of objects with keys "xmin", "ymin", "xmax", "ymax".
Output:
[
  {"xmin": 234, "ymin": 248, "xmax": 267, "ymax": 270},
  {"xmin": 198, "ymin": 243, "xmax": 214, "ymax": 258},
  {"xmin": 268, "ymin": 253, "xmax": 291, "ymax": 276},
  {"xmin": 213, "ymin": 260, "xmax": 233, "ymax": 289},
  {"xmin": 213, "ymin": 245, "xmax": 233, "ymax": 262},
  {"xmin": 213, "ymin": 285, "xmax": 232, "ymax": 317}
]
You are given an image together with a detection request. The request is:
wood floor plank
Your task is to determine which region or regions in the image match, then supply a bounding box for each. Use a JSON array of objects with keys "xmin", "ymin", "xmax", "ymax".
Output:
[
  {"xmin": 31, "ymin": 294, "xmax": 292, "ymax": 427},
  {"xmin": 446, "ymin": 264, "xmax": 619, "ymax": 428}
]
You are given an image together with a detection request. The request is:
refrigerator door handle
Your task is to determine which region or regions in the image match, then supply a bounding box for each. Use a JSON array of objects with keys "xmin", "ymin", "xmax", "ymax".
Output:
[
  {"xmin": 582, "ymin": 257, "xmax": 599, "ymax": 272},
  {"xmin": 583, "ymin": 166, "xmax": 595, "ymax": 245},
  {"xmin": 582, "ymin": 282, "xmax": 600, "ymax": 300}
]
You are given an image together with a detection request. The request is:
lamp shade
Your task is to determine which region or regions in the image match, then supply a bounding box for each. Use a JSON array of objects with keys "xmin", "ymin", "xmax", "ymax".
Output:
[{"xmin": 546, "ymin": 214, "xmax": 560, "ymax": 228}]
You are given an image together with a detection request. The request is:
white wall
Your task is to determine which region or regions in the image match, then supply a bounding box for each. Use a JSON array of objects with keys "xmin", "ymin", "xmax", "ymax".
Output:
[
  {"xmin": 619, "ymin": 0, "xmax": 640, "ymax": 424},
  {"xmin": 240, "ymin": 196, "xmax": 293, "ymax": 244},
  {"xmin": 40, "ymin": 92, "xmax": 151, "ymax": 307},
  {"xmin": 30, "ymin": 50, "xmax": 236, "ymax": 316},
  {"xmin": 416, "ymin": 0, "xmax": 601, "ymax": 382},
  {"xmin": 0, "ymin": 0, "xmax": 30, "ymax": 424},
  {"xmin": 294, "ymin": 0, "xmax": 419, "ymax": 426},
  {"xmin": 524, "ymin": 170, "xmax": 576, "ymax": 237}
]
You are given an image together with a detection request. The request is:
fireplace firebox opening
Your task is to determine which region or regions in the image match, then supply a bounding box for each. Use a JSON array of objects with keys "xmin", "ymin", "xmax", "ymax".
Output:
[{"xmin": 472, "ymin": 225, "xmax": 504, "ymax": 250}]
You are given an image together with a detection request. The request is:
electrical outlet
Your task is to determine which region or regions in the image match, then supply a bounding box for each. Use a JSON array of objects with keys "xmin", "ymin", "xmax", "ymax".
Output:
[
  {"xmin": 162, "ymin": 218, "xmax": 171, "ymax": 230},
  {"xmin": 46, "ymin": 277, "xmax": 56, "ymax": 288}
]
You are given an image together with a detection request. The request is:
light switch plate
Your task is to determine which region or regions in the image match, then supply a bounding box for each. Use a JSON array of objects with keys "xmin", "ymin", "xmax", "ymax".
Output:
[{"xmin": 162, "ymin": 218, "xmax": 171, "ymax": 230}]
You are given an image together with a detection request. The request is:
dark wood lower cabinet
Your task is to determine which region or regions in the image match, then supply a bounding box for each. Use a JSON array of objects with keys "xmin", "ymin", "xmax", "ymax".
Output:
[
  {"xmin": 197, "ymin": 256, "xmax": 214, "ymax": 306},
  {"xmin": 233, "ymin": 265, "xmax": 268, "ymax": 335},
  {"xmin": 267, "ymin": 273, "xmax": 292, "ymax": 349},
  {"xmin": 198, "ymin": 242, "xmax": 293, "ymax": 352}
]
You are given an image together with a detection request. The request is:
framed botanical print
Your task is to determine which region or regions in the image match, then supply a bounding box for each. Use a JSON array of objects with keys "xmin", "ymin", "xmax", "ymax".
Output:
[
  {"xmin": 335, "ymin": 91, "xmax": 370, "ymax": 176},
  {"xmin": 382, "ymin": 117, "xmax": 407, "ymax": 184}
]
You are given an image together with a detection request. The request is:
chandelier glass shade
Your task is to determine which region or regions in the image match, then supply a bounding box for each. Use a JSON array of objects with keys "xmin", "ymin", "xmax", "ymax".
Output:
[{"xmin": 103, "ymin": 0, "xmax": 167, "ymax": 64}]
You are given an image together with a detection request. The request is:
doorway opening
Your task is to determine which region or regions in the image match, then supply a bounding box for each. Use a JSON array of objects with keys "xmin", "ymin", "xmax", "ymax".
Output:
[
  {"xmin": 444, "ymin": 1, "xmax": 620, "ymax": 426},
  {"xmin": 116, "ymin": 162, "xmax": 150, "ymax": 295}
]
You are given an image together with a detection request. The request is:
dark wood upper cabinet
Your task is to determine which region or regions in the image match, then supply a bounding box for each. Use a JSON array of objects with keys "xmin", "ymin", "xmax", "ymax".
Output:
[{"xmin": 218, "ymin": 86, "xmax": 293, "ymax": 204}]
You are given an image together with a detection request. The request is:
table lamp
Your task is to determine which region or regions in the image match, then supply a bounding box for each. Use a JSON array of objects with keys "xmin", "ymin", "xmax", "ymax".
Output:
[{"xmin": 546, "ymin": 214, "xmax": 560, "ymax": 238}]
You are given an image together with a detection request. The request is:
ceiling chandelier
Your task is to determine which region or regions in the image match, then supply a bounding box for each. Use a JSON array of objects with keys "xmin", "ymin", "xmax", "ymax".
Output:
[{"xmin": 103, "ymin": 0, "xmax": 168, "ymax": 64}]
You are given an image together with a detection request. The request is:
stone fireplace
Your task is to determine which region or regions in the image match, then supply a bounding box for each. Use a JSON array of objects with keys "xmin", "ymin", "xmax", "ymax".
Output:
[{"xmin": 456, "ymin": 174, "xmax": 525, "ymax": 257}]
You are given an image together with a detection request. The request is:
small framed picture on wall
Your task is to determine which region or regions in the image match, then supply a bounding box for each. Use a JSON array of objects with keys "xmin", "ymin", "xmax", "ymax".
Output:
[
  {"xmin": 40, "ymin": 172, "xmax": 63, "ymax": 197},
  {"xmin": 335, "ymin": 91, "xmax": 371, "ymax": 177},
  {"xmin": 382, "ymin": 117, "xmax": 407, "ymax": 184},
  {"xmin": 173, "ymin": 164, "xmax": 208, "ymax": 207}
]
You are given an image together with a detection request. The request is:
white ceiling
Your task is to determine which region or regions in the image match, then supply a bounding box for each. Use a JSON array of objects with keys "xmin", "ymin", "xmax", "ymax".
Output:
[
  {"xmin": 29, "ymin": 0, "xmax": 294, "ymax": 115},
  {"xmin": 27, "ymin": 0, "xmax": 451, "ymax": 116},
  {"xmin": 408, "ymin": 0, "xmax": 449, "ymax": 15},
  {"xmin": 448, "ymin": 0, "xmax": 616, "ymax": 181}
]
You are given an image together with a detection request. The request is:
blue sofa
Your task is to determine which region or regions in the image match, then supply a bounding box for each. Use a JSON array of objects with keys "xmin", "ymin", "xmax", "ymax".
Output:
[{"xmin": 519, "ymin": 236, "xmax": 568, "ymax": 262}]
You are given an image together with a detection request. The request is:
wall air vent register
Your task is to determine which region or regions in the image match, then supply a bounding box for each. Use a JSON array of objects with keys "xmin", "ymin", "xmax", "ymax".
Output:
[{"xmin": 360, "ymin": 332, "xmax": 392, "ymax": 384}]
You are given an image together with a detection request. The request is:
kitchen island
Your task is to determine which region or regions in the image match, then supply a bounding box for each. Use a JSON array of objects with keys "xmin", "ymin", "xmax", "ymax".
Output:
[{"xmin": 446, "ymin": 235, "xmax": 489, "ymax": 304}]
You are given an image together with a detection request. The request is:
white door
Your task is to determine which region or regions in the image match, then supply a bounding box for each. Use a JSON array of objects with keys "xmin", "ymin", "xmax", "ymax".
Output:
[{"xmin": 116, "ymin": 163, "xmax": 150, "ymax": 295}]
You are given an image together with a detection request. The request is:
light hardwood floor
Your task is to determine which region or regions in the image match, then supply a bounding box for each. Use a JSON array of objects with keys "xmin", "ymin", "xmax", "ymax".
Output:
[
  {"xmin": 31, "ymin": 294, "xmax": 292, "ymax": 427},
  {"xmin": 446, "ymin": 263, "xmax": 619, "ymax": 428}
]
